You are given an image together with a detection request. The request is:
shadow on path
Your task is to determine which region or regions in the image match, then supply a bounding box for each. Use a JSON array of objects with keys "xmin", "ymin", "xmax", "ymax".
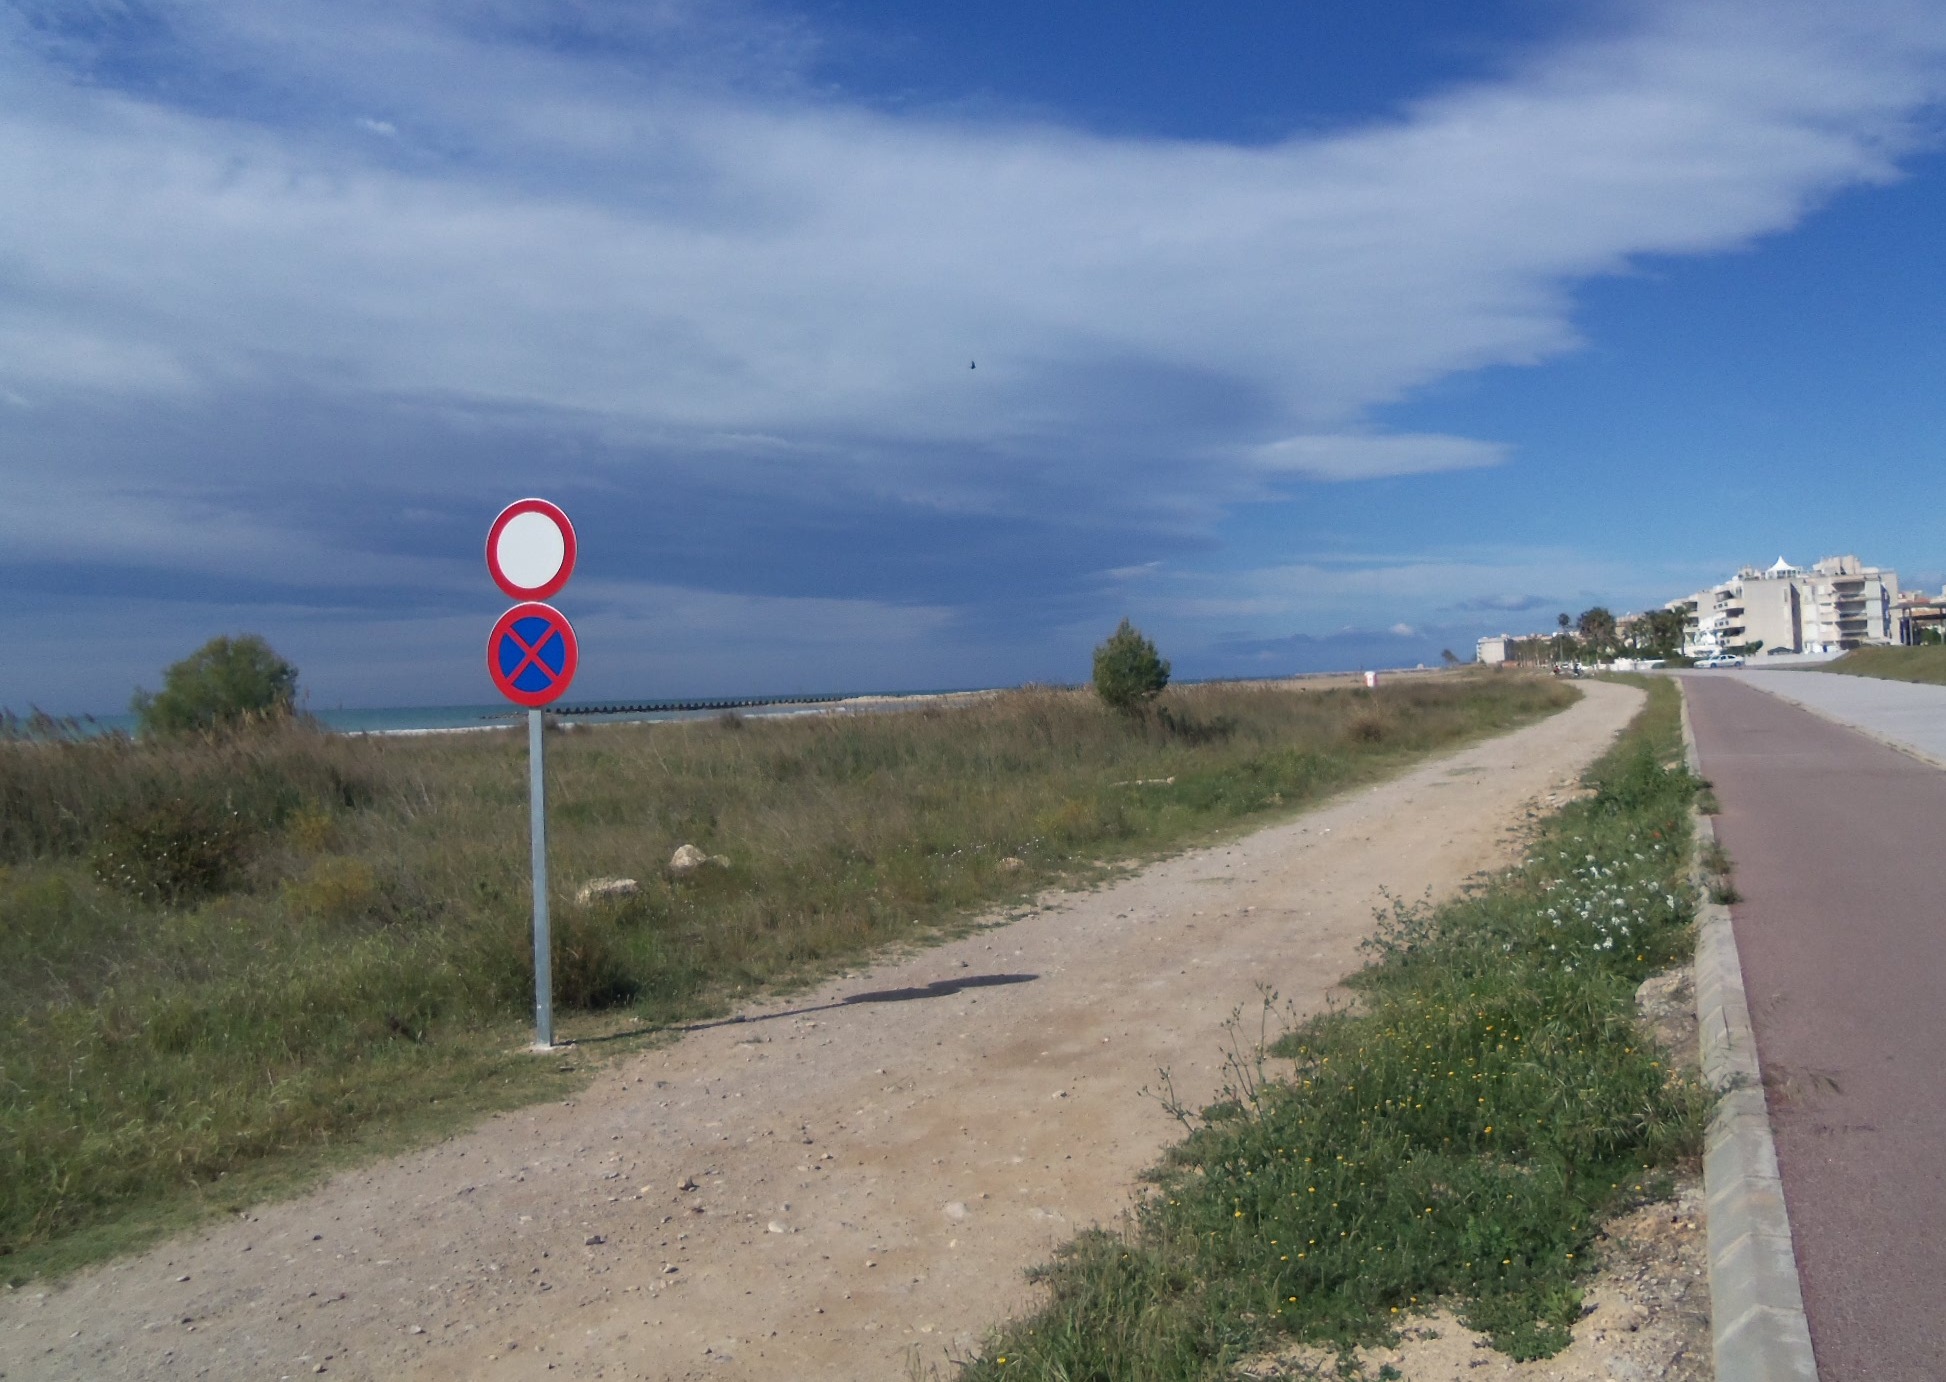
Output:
[{"xmin": 678, "ymin": 972, "xmax": 1040, "ymax": 1033}]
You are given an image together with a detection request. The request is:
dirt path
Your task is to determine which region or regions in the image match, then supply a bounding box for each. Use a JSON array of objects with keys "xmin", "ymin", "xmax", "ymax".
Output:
[{"xmin": 0, "ymin": 681, "xmax": 1643, "ymax": 1382}]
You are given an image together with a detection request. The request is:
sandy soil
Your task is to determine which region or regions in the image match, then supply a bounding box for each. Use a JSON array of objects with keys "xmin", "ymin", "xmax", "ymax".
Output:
[{"xmin": 0, "ymin": 680, "xmax": 1665, "ymax": 1382}]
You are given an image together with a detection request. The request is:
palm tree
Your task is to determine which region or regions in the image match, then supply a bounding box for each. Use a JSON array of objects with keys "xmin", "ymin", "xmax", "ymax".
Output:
[{"xmin": 1576, "ymin": 606, "xmax": 1617, "ymax": 657}]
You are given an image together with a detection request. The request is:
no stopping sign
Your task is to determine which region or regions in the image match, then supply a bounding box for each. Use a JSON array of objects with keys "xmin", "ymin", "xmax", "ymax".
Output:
[{"xmin": 488, "ymin": 602, "xmax": 579, "ymax": 708}]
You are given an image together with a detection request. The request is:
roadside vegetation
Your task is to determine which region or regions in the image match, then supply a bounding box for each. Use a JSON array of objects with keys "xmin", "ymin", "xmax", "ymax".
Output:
[
  {"xmin": 957, "ymin": 677, "xmax": 1705, "ymax": 1379},
  {"xmin": 0, "ymin": 672, "xmax": 1574, "ymax": 1280},
  {"xmin": 1816, "ymin": 644, "xmax": 1946, "ymax": 685}
]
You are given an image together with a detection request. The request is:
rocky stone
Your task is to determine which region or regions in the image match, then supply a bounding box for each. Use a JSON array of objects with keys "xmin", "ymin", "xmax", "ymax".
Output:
[
  {"xmin": 668, "ymin": 844, "xmax": 730, "ymax": 879},
  {"xmin": 574, "ymin": 878, "xmax": 639, "ymax": 905}
]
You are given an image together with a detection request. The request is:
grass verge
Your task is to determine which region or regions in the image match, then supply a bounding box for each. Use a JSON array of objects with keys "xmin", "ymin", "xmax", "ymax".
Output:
[
  {"xmin": 0, "ymin": 672, "xmax": 1574, "ymax": 1281},
  {"xmin": 955, "ymin": 676, "xmax": 1705, "ymax": 1379},
  {"xmin": 1813, "ymin": 645, "xmax": 1946, "ymax": 685}
]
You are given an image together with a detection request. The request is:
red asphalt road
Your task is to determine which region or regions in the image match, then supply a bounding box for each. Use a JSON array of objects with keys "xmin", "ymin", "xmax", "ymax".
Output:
[{"xmin": 1685, "ymin": 675, "xmax": 1946, "ymax": 1381}]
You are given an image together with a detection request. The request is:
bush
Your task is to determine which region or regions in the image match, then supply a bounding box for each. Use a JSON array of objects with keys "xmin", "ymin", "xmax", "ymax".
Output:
[
  {"xmin": 90, "ymin": 797, "xmax": 248, "ymax": 904},
  {"xmin": 133, "ymin": 635, "xmax": 300, "ymax": 737},
  {"xmin": 1092, "ymin": 619, "xmax": 1171, "ymax": 711}
]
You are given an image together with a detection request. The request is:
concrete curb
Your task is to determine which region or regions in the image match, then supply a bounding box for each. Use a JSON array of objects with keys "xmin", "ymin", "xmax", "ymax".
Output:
[{"xmin": 1679, "ymin": 685, "xmax": 1819, "ymax": 1382}]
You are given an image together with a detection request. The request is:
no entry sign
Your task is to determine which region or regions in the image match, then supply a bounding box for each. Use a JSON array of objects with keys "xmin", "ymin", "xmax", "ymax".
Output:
[
  {"xmin": 487, "ymin": 498, "xmax": 577, "ymax": 601},
  {"xmin": 488, "ymin": 602, "xmax": 579, "ymax": 708}
]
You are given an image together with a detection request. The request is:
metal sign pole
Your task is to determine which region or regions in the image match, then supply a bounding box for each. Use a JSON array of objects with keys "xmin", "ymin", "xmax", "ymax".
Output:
[
  {"xmin": 487, "ymin": 499, "xmax": 577, "ymax": 1053},
  {"xmin": 529, "ymin": 707, "xmax": 554, "ymax": 1049}
]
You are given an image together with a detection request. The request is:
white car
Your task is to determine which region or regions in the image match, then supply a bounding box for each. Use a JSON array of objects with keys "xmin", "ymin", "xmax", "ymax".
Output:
[{"xmin": 1695, "ymin": 653, "xmax": 1745, "ymax": 668}]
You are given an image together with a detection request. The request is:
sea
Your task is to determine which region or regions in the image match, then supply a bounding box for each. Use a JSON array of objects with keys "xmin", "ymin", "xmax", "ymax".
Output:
[
  {"xmin": 18, "ymin": 667, "xmax": 1415, "ymax": 740},
  {"xmin": 25, "ymin": 690, "xmax": 985, "ymax": 739}
]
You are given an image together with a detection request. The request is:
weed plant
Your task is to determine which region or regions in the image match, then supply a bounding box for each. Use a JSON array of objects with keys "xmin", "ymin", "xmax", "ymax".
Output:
[
  {"xmin": 960, "ymin": 677, "xmax": 1705, "ymax": 1379},
  {"xmin": 0, "ymin": 673, "xmax": 1570, "ymax": 1277}
]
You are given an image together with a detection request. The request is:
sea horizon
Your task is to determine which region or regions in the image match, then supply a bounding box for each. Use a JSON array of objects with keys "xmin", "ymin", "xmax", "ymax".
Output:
[{"xmin": 7, "ymin": 662, "xmax": 1443, "ymax": 739}]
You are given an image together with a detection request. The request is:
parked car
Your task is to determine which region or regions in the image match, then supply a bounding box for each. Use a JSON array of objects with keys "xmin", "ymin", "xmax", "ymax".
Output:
[{"xmin": 1695, "ymin": 653, "xmax": 1745, "ymax": 668}]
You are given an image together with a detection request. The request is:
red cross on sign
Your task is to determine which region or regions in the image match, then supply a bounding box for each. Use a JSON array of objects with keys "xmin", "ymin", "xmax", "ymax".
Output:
[{"xmin": 488, "ymin": 602, "xmax": 579, "ymax": 708}]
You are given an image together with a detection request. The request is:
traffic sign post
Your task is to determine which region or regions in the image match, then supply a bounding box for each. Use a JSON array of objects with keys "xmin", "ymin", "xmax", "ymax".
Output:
[
  {"xmin": 485, "ymin": 501, "xmax": 581, "ymax": 1051},
  {"xmin": 527, "ymin": 707, "xmax": 553, "ymax": 1049}
]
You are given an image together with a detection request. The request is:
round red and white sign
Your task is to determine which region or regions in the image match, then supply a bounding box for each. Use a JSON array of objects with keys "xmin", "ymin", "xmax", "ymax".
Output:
[{"xmin": 486, "ymin": 498, "xmax": 577, "ymax": 601}]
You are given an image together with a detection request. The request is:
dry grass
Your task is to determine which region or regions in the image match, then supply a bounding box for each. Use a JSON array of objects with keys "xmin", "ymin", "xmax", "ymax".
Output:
[{"xmin": 0, "ymin": 673, "xmax": 1574, "ymax": 1279}]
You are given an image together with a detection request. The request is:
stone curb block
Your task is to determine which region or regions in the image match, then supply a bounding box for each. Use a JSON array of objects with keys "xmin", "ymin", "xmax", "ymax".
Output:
[{"xmin": 1679, "ymin": 684, "xmax": 1819, "ymax": 1382}]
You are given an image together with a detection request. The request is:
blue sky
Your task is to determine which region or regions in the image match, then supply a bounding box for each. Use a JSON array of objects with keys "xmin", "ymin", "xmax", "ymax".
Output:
[{"xmin": 6, "ymin": 0, "xmax": 1946, "ymax": 712}]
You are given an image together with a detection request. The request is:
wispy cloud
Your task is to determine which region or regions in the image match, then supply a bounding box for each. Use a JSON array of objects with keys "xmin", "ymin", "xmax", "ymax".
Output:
[
  {"xmin": 8, "ymin": 3, "xmax": 1945, "ymax": 480},
  {"xmin": 6, "ymin": 0, "xmax": 1946, "ymax": 702},
  {"xmin": 1452, "ymin": 593, "xmax": 1554, "ymax": 613},
  {"xmin": 1247, "ymin": 433, "xmax": 1510, "ymax": 481}
]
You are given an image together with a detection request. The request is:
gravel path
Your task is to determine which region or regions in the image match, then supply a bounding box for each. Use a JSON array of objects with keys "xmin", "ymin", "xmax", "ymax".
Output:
[{"xmin": 0, "ymin": 681, "xmax": 1642, "ymax": 1382}]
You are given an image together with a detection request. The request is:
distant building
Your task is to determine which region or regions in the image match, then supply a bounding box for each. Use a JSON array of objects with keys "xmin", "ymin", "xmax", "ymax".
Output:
[
  {"xmin": 1680, "ymin": 555, "xmax": 1899, "ymax": 659},
  {"xmin": 1476, "ymin": 634, "xmax": 1514, "ymax": 665},
  {"xmin": 1894, "ymin": 587, "xmax": 1946, "ymax": 644}
]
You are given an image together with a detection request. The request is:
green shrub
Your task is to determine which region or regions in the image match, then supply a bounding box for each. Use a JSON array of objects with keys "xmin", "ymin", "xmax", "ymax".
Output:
[
  {"xmin": 89, "ymin": 798, "xmax": 248, "ymax": 905},
  {"xmin": 1093, "ymin": 619, "xmax": 1171, "ymax": 711},
  {"xmin": 132, "ymin": 634, "xmax": 299, "ymax": 737},
  {"xmin": 551, "ymin": 907, "xmax": 642, "ymax": 1011}
]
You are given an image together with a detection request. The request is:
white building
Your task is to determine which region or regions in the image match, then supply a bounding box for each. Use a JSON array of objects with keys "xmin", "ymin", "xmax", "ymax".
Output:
[
  {"xmin": 1476, "ymin": 634, "xmax": 1515, "ymax": 665},
  {"xmin": 1680, "ymin": 555, "xmax": 1899, "ymax": 659}
]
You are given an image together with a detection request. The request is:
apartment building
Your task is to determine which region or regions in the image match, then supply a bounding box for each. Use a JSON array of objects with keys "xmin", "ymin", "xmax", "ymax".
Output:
[
  {"xmin": 1476, "ymin": 634, "xmax": 1514, "ymax": 664},
  {"xmin": 1680, "ymin": 555, "xmax": 1899, "ymax": 658}
]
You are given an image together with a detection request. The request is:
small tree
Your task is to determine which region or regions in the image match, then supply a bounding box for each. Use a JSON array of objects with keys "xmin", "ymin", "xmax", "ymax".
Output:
[
  {"xmin": 133, "ymin": 634, "xmax": 300, "ymax": 736},
  {"xmin": 1092, "ymin": 618, "xmax": 1170, "ymax": 711}
]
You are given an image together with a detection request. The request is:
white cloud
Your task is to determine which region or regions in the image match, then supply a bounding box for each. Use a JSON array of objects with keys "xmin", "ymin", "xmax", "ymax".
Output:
[
  {"xmin": 7, "ymin": 0, "xmax": 1946, "ymax": 709},
  {"xmin": 1140, "ymin": 548, "xmax": 1681, "ymax": 625},
  {"xmin": 1249, "ymin": 433, "xmax": 1510, "ymax": 481},
  {"xmin": 2, "ymin": 0, "xmax": 1944, "ymax": 511}
]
